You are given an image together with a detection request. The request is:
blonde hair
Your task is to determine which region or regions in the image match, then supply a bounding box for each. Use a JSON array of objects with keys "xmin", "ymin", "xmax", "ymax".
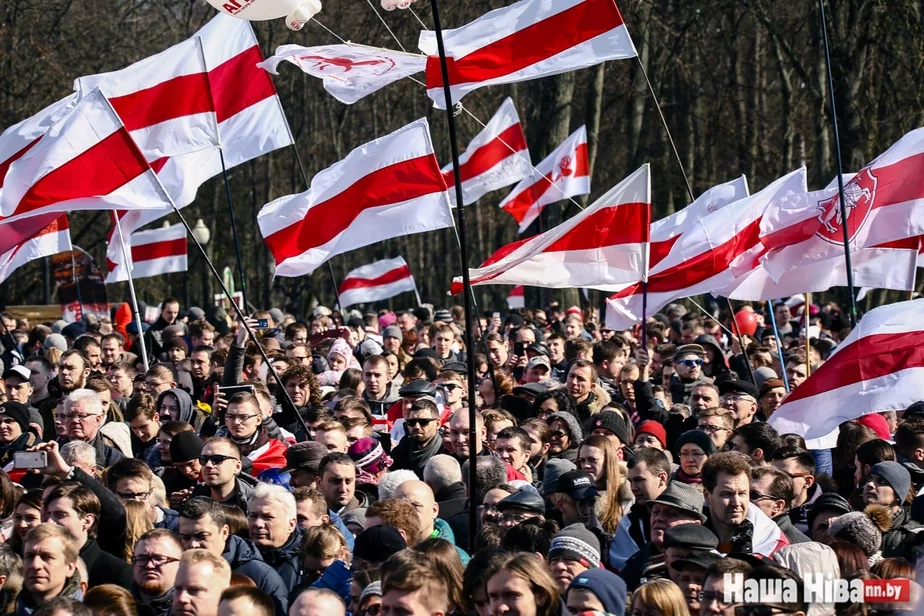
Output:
[
  {"xmin": 180, "ymin": 549, "xmax": 232, "ymax": 586},
  {"xmin": 485, "ymin": 553, "xmax": 560, "ymax": 616},
  {"xmin": 123, "ymin": 500, "xmax": 154, "ymax": 562},
  {"xmin": 24, "ymin": 523, "xmax": 79, "ymax": 564},
  {"xmin": 631, "ymin": 579, "xmax": 690, "ymax": 616},
  {"xmin": 577, "ymin": 434, "xmax": 624, "ymax": 534},
  {"xmin": 301, "ymin": 524, "xmax": 347, "ymax": 560}
]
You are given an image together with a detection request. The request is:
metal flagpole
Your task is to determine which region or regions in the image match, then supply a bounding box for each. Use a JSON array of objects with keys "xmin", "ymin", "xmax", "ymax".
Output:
[
  {"xmin": 817, "ymin": 0, "xmax": 858, "ymax": 326},
  {"xmin": 804, "ymin": 292, "xmax": 812, "ymax": 378},
  {"xmin": 766, "ymin": 301, "xmax": 791, "ymax": 392},
  {"xmin": 114, "ymin": 217, "xmax": 150, "ymax": 371},
  {"xmin": 428, "ymin": 0, "xmax": 481, "ymax": 545},
  {"xmin": 219, "ymin": 149, "xmax": 249, "ymax": 311}
]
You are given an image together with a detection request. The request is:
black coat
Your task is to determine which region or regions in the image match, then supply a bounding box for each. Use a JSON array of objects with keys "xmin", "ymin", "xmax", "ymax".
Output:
[
  {"xmin": 259, "ymin": 527, "xmax": 304, "ymax": 595},
  {"xmin": 435, "ymin": 482, "xmax": 467, "ymax": 521},
  {"xmin": 81, "ymin": 539, "xmax": 133, "ymax": 589},
  {"xmin": 223, "ymin": 535, "xmax": 290, "ymax": 616}
]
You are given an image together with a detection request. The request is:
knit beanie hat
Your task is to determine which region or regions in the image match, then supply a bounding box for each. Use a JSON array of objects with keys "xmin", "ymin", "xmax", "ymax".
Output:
[
  {"xmin": 548, "ymin": 523, "xmax": 600, "ymax": 568},
  {"xmin": 636, "ymin": 420, "xmax": 667, "ymax": 449},
  {"xmin": 354, "ymin": 525, "xmax": 407, "ymax": 564},
  {"xmin": 170, "ymin": 431, "xmax": 204, "ymax": 463},
  {"xmin": 676, "ymin": 429, "xmax": 717, "ymax": 455},
  {"xmin": 828, "ymin": 506, "xmax": 891, "ymax": 558},
  {"xmin": 568, "ymin": 569, "xmax": 627, "ymax": 615},
  {"xmin": 858, "ymin": 414, "xmax": 892, "ymax": 441},
  {"xmin": 359, "ymin": 581, "xmax": 382, "ymax": 604},
  {"xmin": 0, "ymin": 401, "xmax": 30, "ymax": 434},
  {"xmin": 869, "ymin": 461, "xmax": 911, "ymax": 505}
]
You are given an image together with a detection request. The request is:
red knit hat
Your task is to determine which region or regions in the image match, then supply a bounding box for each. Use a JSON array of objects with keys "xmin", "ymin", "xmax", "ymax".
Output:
[
  {"xmin": 858, "ymin": 413, "xmax": 891, "ymax": 441},
  {"xmin": 636, "ymin": 420, "xmax": 667, "ymax": 449}
]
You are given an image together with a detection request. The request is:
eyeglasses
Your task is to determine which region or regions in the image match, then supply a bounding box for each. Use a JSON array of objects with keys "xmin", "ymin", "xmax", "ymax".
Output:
[
  {"xmin": 697, "ymin": 424, "xmax": 729, "ymax": 434},
  {"xmin": 750, "ymin": 490, "xmax": 778, "ymax": 502},
  {"xmin": 199, "ymin": 454, "xmax": 237, "ymax": 467},
  {"xmin": 501, "ymin": 511, "xmax": 537, "ymax": 524},
  {"xmin": 679, "ymin": 450, "xmax": 707, "ymax": 459},
  {"xmin": 117, "ymin": 490, "xmax": 152, "ymax": 501},
  {"xmin": 679, "ymin": 359, "xmax": 703, "ymax": 367},
  {"xmin": 225, "ymin": 413, "xmax": 259, "ymax": 424},
  {"xmin": 722, "ymin": 394, "xmax": 755, "ymax": 403},
  {"xmin": 64, "ymin": 413, "xmax": 100, "ymax": 422},
  {"xmin": 442, "ymin": 384, "xmax": 461, "ymax": 392},
  {"xmin": 132, "ymin": 555, "xmax": 180, "ymax": 568},
  {"xmin": 406, "ymin": 418, "xmax": 437, "ymax": 428}
]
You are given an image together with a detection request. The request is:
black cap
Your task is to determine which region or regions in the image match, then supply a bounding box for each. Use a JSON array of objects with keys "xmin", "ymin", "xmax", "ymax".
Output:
[
  {"xmin": 513, "ymin": 383, "xmax": 548, "ymax": 398},
  {"xmin": 526, "ymin": 342, "xmax": 550, "ymax": 357},
  {"xmin": 662, "ymin": 524, "xmax": 718, "ymax": 551},
  {"xmin": 671, "ymin": 551, "xmax": 723, "ymax": 572},
  {"xmin": 285, "ymin": 441, "xmax": 329, "ymax": 472},
  {"xmin": 170, "ymin": 431, "xmax": 204, "ymax": 463},
  {"xmin": 497, "ymin": 486, "xmax": 545, "ymax": 515},
  {"xmin": 0, "ymin": 401, "xmax": 30, "ymax": 433},
  {"xmin": 353, "ymin": 525, "xmax": 407, "ymax": 564},
  {"xmin": 556, "ymin": 470, "xmax": 599, "ymax": 500},
  {"xmin": 347, "ymin": 316, "xmax": 365, "ymax": 328},
  {"xmin": 590, "ymin": 410, "xmax": 631, "ymax": 446},
  {"xmin": 441, "ymin": 361, "xmax": 467, "ymax": 375},
  {"xmin": 719, "ymin": 379, "xmax": 759, "ymax": 399},
  {"xmin": 413, "ymin": 348, "xmax": 440, "ymax": 361},
  {"xmin": 806, "ymin": 492, "xmax": 851, "ymax": 528},
  {"xmin": 399, "ymin": 380, "xmax": 437, "ymax": 398}
]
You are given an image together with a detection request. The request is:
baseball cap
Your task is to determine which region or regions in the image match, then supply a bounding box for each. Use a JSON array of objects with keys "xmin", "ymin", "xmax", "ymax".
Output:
[
  {"xmin": 556, "ymin": 470, "xmax": 599, "ymax": 500},
  {"xmin": 2, "ymin": 365, "xmax": 31, "ymax": 382}
]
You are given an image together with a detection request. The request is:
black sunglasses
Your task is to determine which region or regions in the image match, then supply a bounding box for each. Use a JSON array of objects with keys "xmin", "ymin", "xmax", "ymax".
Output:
[
  {"xmin": 199, "ymin": 454, "xmax": 237, "ymax": 466},
  {"xmin": 407, "ymin": 418, "xmax": 437, "ymax": 428}
]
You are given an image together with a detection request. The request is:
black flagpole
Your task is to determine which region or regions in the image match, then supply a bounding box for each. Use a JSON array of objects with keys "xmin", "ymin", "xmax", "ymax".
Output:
[
  {"xmin": 817, "ymin": 0, "xmax": 858, "ymax": 326},
  {"xmin": 219, "ymin": 149, "xmax": 250, "ymax": 312},
  {"xmin": 428, "ymin": 0, "xmax": 480, "ymax": 546}
]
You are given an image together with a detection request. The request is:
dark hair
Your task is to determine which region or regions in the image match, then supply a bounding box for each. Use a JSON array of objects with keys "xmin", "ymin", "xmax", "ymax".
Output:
[
  {"xmin": 532, "ymin": 390, "xmax": 576, "ymax": 417},
  {"xmin": 779, "ymin": 434, "xmax": 806, "ymax": 449},
  {"xmin": 752, "ymin": 466, "xmax": 795, "ymax": 510},
  {"xmin": 24, "ymin": 354, "xmax": 53, "ymax": 373},
  {"xmin": 46, "ymin": 483, "xmax": 101, "ymax": 539},
  {"xmin": 219, "ymin": 585, "xmax": 274, "ymax": 616},
  {"xmin": 733, "ymin": 422, "xmax": 781, "ymax": 459},
  {"xmin": 871, "ymin": 557, "xmax": 914, "ymax": 580},
  {"xmin": 177, "ymin": 496, "xmax": 227, "ymax": 527},
  {"xmin": 856, "ymin": 439, "xmax": 896, "ymax": 468},
  {"xmin": 409, "ymin": 397, "xmax": 439, "ymax": 418},
  {"xmin": 404, "ymin": 358, "xmax": 439, "ymax": 382},
  {"xmin": 769, "ymin": 446, "xmax": 815, "ymax": 476},
  {"xmin": 73, "ymin": 336, "xmax": 101, "ymax": 355},
  {"xmin": 520, "ymin": 418, "xmax": 551, "ymax": 445},
  {"xmin": 339, "ymin": 368, "xmax": 363, "ymax": 392},
  {"xmin": 460, "ymin": 548, "xmax": 507, "ymax": 616},
  {"xmin": 34, "ymin": 598, "xmax": 92, "ymax": 616},
  {"xmin": 894, "ymin": 418, "xmax": 924, "ymax": 457},
  {"xmin": 105, "ymin": 458, "xmax": 154, "ymax": 491},
  {"xmin": 628, "ymin": 447, "xmax": 671, "ymax": 476},
  {"xmin": 495, "ymin": 426, "xmax": 531, "ymax": 451},
  {"xmin": 318, "ymin": 453, "xmax": 355, "ymax": 477},
  {"xmin": 0, "ymin": 470, "xmax": 19, "ymax": 519},
  {"xmin": 592, "ymin": 340, "xmax": 625, "ymax": 365},
  {"xmin": 827, "ymin": 539, "xmax": 870, "ymax": 576},
  {"xmin": 834, "ymin": 422, "xmax": 877, "ymax": 471},
  {"xmin": 462, "ymin": 456, "xmax": 507, "ymax": 504},
  {"xmin": 702, "ymin": 452, "xmax": 753, "ymax": 493},
  {"xmin": 124, "ymin": 393, "xmax": 157, "ymax": 422},
  {"xmin": 501, "ymin": 518, "xmax": 560, "ymax": 556}
]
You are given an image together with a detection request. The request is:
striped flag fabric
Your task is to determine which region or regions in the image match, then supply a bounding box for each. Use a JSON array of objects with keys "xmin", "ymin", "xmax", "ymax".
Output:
[
  {"xmin": 0, "ymin": 90, "xmax": 172, "ymax": 224},
  {"xmin": 442, "ymin": 97, "xmax": 531, "ymax": 206},
  {"xmin": 259, "ymin": 118, "xmax": 453, "ymax": 277},
  {"xmin": 499, "ymin": 125, "xmax": 588, "ymax": 233},
  {"xmin": 768, "ymin": 299, "xmax": 924, "ymax": 439},
  {"xmin": 605, "ymin": 168, "xmax": 807, "ymax": 331},
  {"xmin": 507, "ymin": 285, "xmax": 526, "ymax": 309},
  {"xmin": 419, "ymin": 0, "xmax": 637, "ymax": 109},
  {"xmin": 0, "ymin": 215, "xmax": 71, "ymax": 284},
  {"xmin": 452, "ymin": 164, "xmax": 649, "ymax": 292},
  {"xmin": 106, "ymin": 223, "xmax": 187, "ymax": 283},
  {"xmin": 338, "ymin": 257, "xmax": 417, "ymax": 307}
]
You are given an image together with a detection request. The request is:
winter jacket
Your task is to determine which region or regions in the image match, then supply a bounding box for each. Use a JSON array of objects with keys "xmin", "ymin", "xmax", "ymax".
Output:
[
  {"xmin": 247, "ymin": 437, "xmax": 289, "ymax": 476},
  {"xmin": 223, "ymin": 535, "xmax": 289, "ymax": 616},
  {"xmin": 191, "ymin": 473, "xmax": 259, "ymax": 514},
  {"xmin": 223, "ymin": 342, "xmax": 248, "ymax": 386},
  {"xmin": 69, "ymin": 467, "xmax": 127, "ymax": 558},
  {"xmin": 432, "ymin": 518, "xmax": 471, "ymax": 566},
  {"xmin": 81, "ymin": 538, "xmax": 134, "ymax": 589},
  {"xmin": 391, "ymin": 433, "xmax": 443, "ymax": 478},
  {"xmin": 86, "ymin": 430, "xmax": 126, "ymax": 468},
  {"xmin": 789, "ymin": 483, "xmax": 823, "ymax": 535},
  {"xmin": 259, "ymin": 527, "xmax": 304, "ymax": 595},
  {"xmin": 707, "ymin": 504, "xmax": 790, "ymax": 557},
  {"xmin": 154, "ymin": 507, "xmax": 180, "ymax": 532},
  {"xmin": 131, "ymin": 585, "xmax": 173, "ymax": 616},
  {"xmin": 362, "ymin": 382, "xmax": 402, "ymax": 421},
  {"xmin": 574, "ymin": 389, "xmax": 611, "ymax": 426},
  {"xmin": 435, "ymin": 481, "xmax": 468, "ymax": 521},
  {"xmin": 619, "ymin": 543, "xmax": 666, "ymax": 592},
  {"xmin": 881, "ymin": 506, "xmax": 924, "ymax": 560},
  {"xmin": 773, "ymin": 513, "xmax": 811, "ymax": 544},
  {"xmin": 156, "ymin": 388, "xmax": 207, "ymax": 432},
  {"xmin": 16, "ymin": 574, "xmax": 82, "ymax": 616}
]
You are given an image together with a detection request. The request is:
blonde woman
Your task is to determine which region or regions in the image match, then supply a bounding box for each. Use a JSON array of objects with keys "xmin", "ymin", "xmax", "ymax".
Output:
[
  {"xmin": 576, "ymin": 434, "xmax": 625, "ymax": 535},
  {"xmin": 630, "ymin": 579, "xmax": 690, "ymax": 616},
  {"xmin": 122, "ymin": 500, "xmax": 153, "ymax": 563}
]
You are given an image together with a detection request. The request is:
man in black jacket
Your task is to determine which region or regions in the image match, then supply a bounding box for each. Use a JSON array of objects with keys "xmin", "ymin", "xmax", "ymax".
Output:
[
  {"xmin": 246, "ymin": 484, "xmax": 303, "ymax": 595},
  {"xmin": 190, "ymin": 437, "xmax": 257, "ymax": 514},
  {"xmin": 391, "ymin": 398, "xmax": 443, "ymax": 478},
  {"xmin": 423, "ymin": 454, "xmax": 467, "ymax": 521}
]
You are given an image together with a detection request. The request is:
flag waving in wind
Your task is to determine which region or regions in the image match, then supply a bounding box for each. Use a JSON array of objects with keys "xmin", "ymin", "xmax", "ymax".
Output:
[
  {"xmin": 106, "ymin": 223, "xmax": 188, "ymax": 284},
  {"xmin": 0, "ymin": 215, "xmax": 71, "ymax": 284},
  {"xmin": 452, "ymin": 164, "xmax": 649, "ymax": 292},
  {"xmin": 500, "ymin": 126, "xmax": 589, "ymax": 233},
  {"xmin": 420, "ymin": 0, "xmax": 637, "ymax": 109},
  {"xmin": 259, "ymin": 118, "xmax": 453, "ymax": 276},
  {"xmin": 338, "ymin": 257, "xmax": 417, "ymax": 307},
  {"xmin": 443, "ymin": 98, "xmax": 531, "ymax": 207}
]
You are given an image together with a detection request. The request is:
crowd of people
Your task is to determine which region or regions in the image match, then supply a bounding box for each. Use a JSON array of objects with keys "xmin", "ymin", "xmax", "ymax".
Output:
[{"xmin": 0, "ymin": 296, "xmax": 919, "ymax": 616}]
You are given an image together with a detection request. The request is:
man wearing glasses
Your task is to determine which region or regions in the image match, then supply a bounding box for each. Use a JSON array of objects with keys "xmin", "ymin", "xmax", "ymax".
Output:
[
  {"xmin": 62, "ymin": 388, "xmax": 124, "ymax": 468},
  {"xmin": 107, "ymin": 458, "xmax": 179, "ymax": 532},
  {"xmin": 699, "ymin": 557, "xmax": 753, "ymax": 616},
  {"xmin": 391, "ymin": 398, "xmax": 443, "ymax": 478},
  {"xmin": 769, "ymin": 447, "xmax": 820, "ymax": 534},
  {"xmin": 697, "ymin": 408, "xmax": 736, "ymax": 450},
  {"xmin": 223, "ymin": 392, "xmax": 287, "ymax": 476},
  {"xmin": 719, "ymin": 380, "xmax": 760, "ymax": 427},
  {"xmin": 131, "ymin": 528, "xmax": 183, "ymax": 616},
  {"xmin": 669, "ymin": 344, "xmax": 708, "ymax": 404},
  {"xmin": 190, "ymin": 438, "xmax": 258, "ymax": 514},
  {"xmin": 749, "ymin": 466, "xmax": 810, "ymax": 545}
]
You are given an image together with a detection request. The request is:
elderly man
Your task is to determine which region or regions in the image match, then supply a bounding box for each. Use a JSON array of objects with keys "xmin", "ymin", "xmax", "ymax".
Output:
[
  {"xmin": 247, "ymin": 484, "xmax": 303, "ymax": 594},
  {"xmin": 393, "ymin": 480, "xmax": 469, "ymax": 563},
  {"xmin": 289, "ymin": 588, "xmax": 346, "ymax": 616},
  {"xmin": 719, "ymin": 380, "xmax": 760, "ymax": 426},
  {"xmin": 190, "ymin": 438, "xmax": 257, "ymax": 513},
  {"xmin": 173, "ymin": 550, "xmax": 232, "ymax": 616},
  {"xmin": 423, "ymin": 455, "xmax": 466, "ymax": 521},
  {"xmin": 18, "ymin": 524, "xmax": 83, "ymax": 612},
  {"xmin": 62, "ymin": 389, "xmax": 124, "ymax": 468},
  {"xmin": 132, "ymin": 529, "xmax": 184, "ymax": 616}
]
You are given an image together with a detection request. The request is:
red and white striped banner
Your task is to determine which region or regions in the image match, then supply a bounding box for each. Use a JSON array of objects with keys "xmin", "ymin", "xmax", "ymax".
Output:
[
  {"xmin": 605, "ymin": 168, "xmax": 807, "ymax": 331},
  {"xmin": 106, "ymin": 223, "xmax": 187, "ymax": 283},
  {"xmin": 499, "ymin": 125, "xmax": 589, "ymax": 233},
  {"xmin": 420, "ymin": 0, "xmax": 637, "ymax": 109},
  {"xmin": 442, "ymin": 97, "xmax": 531, "ymax": 207},
  {"xmin": 507, "ymin": 285, "xmax": 525, "ymax": 309},
  {"xmin": 338, "ymin": 256, "xmax": 417, "ymax": 307},
  {"xmin": 0, "ymin": 215, "xmax": 71, "ymax": 284},
  {"xmin": 0, "ymin": 90, "xmax": 172, "ymax": 225},
  {"xmin": 259, "ymin": 118, "xmax": 453, "ymax": 276},
  {"xmin": 452, "ymin": 164, "xmax": 649, "ymax": 292},
  {"xmin": 103, "ymin": 15, "xmax": 294, "ymax": 273},
  {"xmin": 768, "ymin": 299, "xmax": 924, "ymax": 439}
]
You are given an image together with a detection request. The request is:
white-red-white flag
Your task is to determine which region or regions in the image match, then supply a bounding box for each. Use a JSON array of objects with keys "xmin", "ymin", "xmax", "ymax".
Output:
[
  {"xmin": 102, "ymin": 15, "xmax": 294, "ymax": 273},
  {"xmin": 451, "ymin": 164, "xmax": 649, "ymax": 293},
  {"xmin": 0, "ymin": 95, "xmax": 78, "ymax": 194},
  {"xmin": 75, "ymin": 37, "xmax": 219, "ymax": 160},
  {"xmin": 499, "ymin": 125, "xmax": 588, "ymax": 233},
  {"xmin": 338, "ymin": 257, "xmax": 417, "ymax": 307},
  {"xmin": 0, "ymin": 215, "xmax": 71, "ymax": 284},
  {"xmin": 605, "ymin": 168, "xmax": 807, "ymax": 331},
  {"xmin": 768, "ymin": 299, "xmax": 924, "ymax": 439},
  {"xmin": 106, "ymin": 223, "xmax": 187, "ymax": 284},
  {"xmin": 0, "ymin": 90, "xmax": 172, "ymax": 224},
  {"xmin": 759, "ymin": 127, "xmax": 924, "ymax": 281},
  {"xmin": 419, "ymin": 0, "xmax": 637, "ymax": 109},
  {"xmin": 506, "ymin": 285, "xmax": 526, "ymax": 309},
  {"xmin": 258, "ymin": 44, "xmax": 426, "ymax": 105},
  {"xmin": 259, "ymin": 118, "xmax": 453, "ymax": 277},
  {"xmin": 442, "ymin": 98, "xmax": 531, "ymax": 207}
]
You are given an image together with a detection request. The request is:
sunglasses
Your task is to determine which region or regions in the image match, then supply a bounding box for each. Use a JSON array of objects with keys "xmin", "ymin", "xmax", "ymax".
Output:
[
  {"xmin": 199, "ymin": 454, "xmax": 237, "ymax": 466},
  {"xmin": 679, "ymin": 359, "xmax": 703, "ymax": 367},
  {"xmin": 550, "ymin": 430, "xmax": 568, "ymax": 439},
  {"xmin": 749, "ymin": 490, "xmax": 778, "ymax": 502},
  {"xmin": 406, "ymin": 418, "xmax": 437, "ymax": 428},
  {"xmin": 442, "ymin": 384, "xmax": 461, "ymax": 392}
]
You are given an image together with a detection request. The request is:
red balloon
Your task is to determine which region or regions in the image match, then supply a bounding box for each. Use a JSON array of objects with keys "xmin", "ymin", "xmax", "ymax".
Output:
[{"xmin": 734, "ymin": 309, "xmax": 758, "ymax": 336}]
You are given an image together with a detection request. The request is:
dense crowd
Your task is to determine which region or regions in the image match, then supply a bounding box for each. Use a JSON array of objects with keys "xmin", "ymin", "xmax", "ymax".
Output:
[{"xmin": 0, "ymin": 296, "xmax": 919, "ymax": 616}]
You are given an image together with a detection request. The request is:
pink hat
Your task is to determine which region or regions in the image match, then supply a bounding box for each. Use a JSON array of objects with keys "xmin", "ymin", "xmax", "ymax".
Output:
[
  {"xmin": 858, "ymin": 413, "xmax": 891, "ymax": 441},
  {"xmin": 378, "ymin": 312, "xmax": 397, "ymax": 330},
  {"xmin": 566, "ymin": 306, "xmax": 583, "ymax": 319}
]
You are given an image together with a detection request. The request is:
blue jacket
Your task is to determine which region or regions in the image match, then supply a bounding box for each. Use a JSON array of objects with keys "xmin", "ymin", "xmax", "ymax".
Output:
[
  {"xmin": 223, "ymin": 535, "xmax": 289, "ymax": 616},
  {"xmin": 433, "ymin": 518, "xmax": 470, "ymax": 566},
  {"xmin": 155, "ymin": 507, "xmax": 179, "ymax": 532},
  {"xmin": 329, "ymin": 509, "xmax": 355, "ymax": 550},
  {"xmin": 259, "ymin": 527, "xmax": 303, "ymax": 595}
]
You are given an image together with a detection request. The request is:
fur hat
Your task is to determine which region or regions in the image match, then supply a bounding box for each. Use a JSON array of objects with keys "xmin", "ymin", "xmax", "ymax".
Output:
[{"xmin": 827, "ymin": 504, "xmax": 892, "ymax": 557}]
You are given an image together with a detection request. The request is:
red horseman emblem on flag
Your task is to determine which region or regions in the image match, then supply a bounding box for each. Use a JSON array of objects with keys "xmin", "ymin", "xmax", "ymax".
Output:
[
  {"xmin": 296, "ymin": 54, "xmax": 397, "ymax": 81},
  {"xmin": 815, "ymin": 168, "xmax": 878, "ymax": 245}
]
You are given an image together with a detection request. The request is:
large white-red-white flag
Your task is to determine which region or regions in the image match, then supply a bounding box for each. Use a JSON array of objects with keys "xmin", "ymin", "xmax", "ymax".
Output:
[
  {"xmin": 0, "ymin": 90, "xmax": 172, "ymax": 225},
  {"xmin": 259, "ymin": 118, "xmax": 453, "ymax": 277},
  {"xmin": 0, "ymin": 215, "xmax": 71, "ymax": 284},
  {"xmin": 759, "ymin": 127, "xmax": 924, "ymax": 281},
  {"xmin": 768, "ymin": 299, "xmax": 924, "ymax": 439},
  {"xmin": 451, "ymin": 164, "xmax": 649, "ymax": 293},
  {"xmin": 338, "ymin": 257, "xmax": 417, "ymax": 307},
  {"xmin": 101, "ymin": 15, "xmax": 294, "ymax": 273},
  {"xmin": 499, "ymin": 125, "xmax": 588, "ymax": 233},
  {"xmin": 106, "ymin": 223, "xmax": 188, "ymax": 284},
  {"xmin": 258, "ymin": 44, "xmax": 426, "ymax": 105},
  {"xmin": 605, "ymin": 168, "xmax": 807, "ymax": 330},
  {"xmin": 419, "ymin": 0, "xmax": 637, "ymax": 109},
  {"xmin": 442, "ymin": 98, "xmax": 531, "ymax": 207}
]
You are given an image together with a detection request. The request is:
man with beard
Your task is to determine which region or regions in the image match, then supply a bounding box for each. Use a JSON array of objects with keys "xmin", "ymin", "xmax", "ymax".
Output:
[
  {"xmin": 73, "ymin": 337, "xmax": 103, "ymax": 374},
  {"xmin": 100, "ymin": 333, "xmax": 129, "ymax": 369},
  {"xmin": 131, "ymin": 529, "xmax": 184, "ymax": 616},
  {"xmin": 223, "ymin": 392, "xmax": 287, "ymax": 475},
  {"xmin": 391, "ymin": 398, "xmax": 443, "ymax": 478},
  {"xmin": 758, "ymin": 379, "xmax": 787, "ymax": 419},
  {"xmin": 669, "ymin": 345, "xmax": 708, "ymax": 404},
  {"xmin": 38, "ymin": 350, "xmax": 91, "ymax": 431}
]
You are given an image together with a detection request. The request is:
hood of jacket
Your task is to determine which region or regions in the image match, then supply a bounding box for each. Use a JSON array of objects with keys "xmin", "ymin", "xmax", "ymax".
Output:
[
  {"xmin": 364, "ymin": 382, "xmax": 402, "ymax": 409},
  {"xmin": 157, "ymin": 388, "xmax": 195, "ymax": 424},
  {"xmin": 100, "ymin": 420, "xmax": 133, "ymax": 458},
  {"xmin": 223, "ymin": 534, "xmax": 266, "ymax": 569}
]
